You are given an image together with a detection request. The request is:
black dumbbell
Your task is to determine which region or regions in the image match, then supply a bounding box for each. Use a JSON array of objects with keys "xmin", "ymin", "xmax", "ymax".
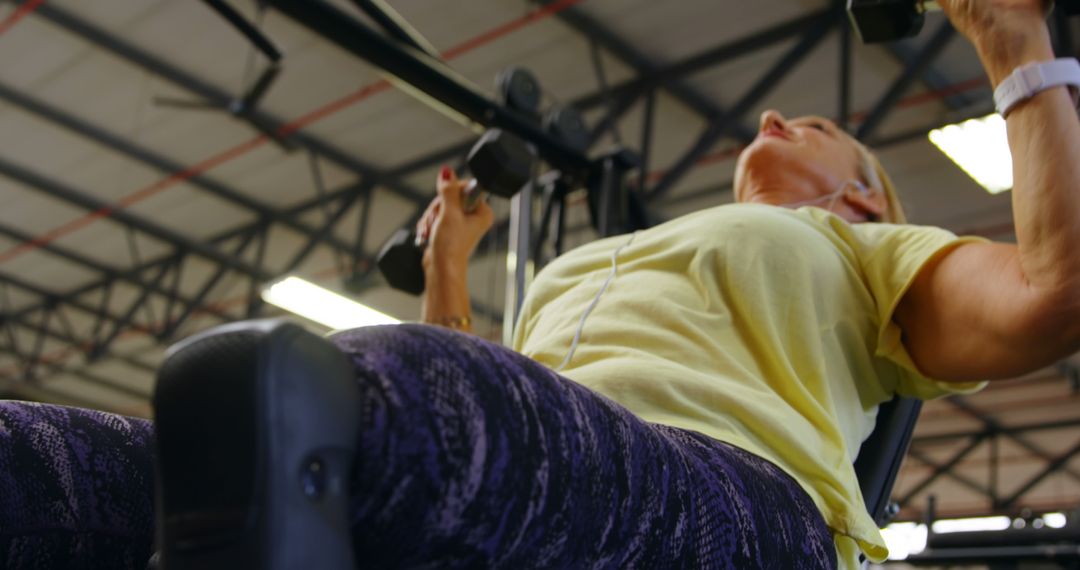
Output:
[
  {"xmin": 848, "ymin": 0, "xmax": 1077, "ymax": 43},
  {"xmin": 376, "ymin": 129, "xmax": 535, "ymax": 295}
]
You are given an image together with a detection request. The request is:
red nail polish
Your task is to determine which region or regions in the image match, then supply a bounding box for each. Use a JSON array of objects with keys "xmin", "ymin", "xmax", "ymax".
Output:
[{"xmin": 440, "ymin": 166, "xmax": 451, "ymax": 181}]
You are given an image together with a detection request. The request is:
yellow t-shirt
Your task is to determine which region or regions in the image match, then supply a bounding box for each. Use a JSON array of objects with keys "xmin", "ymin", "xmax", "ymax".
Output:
[{"xmin": 512, "ymin": 203, "xmax": 987, "ymax": 565}]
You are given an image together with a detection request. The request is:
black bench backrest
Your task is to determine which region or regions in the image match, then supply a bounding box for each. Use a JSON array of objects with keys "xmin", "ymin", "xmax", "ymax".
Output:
[{"xmin": 854, "ymin": 396, "xmax": 923, "ymax": 527}]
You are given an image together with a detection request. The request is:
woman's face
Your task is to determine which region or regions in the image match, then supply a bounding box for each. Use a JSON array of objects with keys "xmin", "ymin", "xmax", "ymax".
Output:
[{"xmin": 734, "ymin": 110, "xmax": 865, "ymax": 211}]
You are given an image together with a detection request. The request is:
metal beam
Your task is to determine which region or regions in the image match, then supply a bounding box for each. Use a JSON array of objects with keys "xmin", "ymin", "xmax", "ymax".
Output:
[
  {"xmin": 383, "ymin": 10, "xmax": 835, "ymax": 181},
  {"xmin": 0, "ymin": 221, "xmax": 231, "ymax": 324},
  {"xmin": 0, "ymin": 271, "xmax": 158, "ymax": 374},
  {"xmin": 267, "ymin": 0, "xmax": 592, "ymax": 177},
  {"xmin": 948, "ymin": 397, "xmax": 1080, "ymax": 485},
  {"xmin": 839, "ymin": 19, "xmax": 853, "ymax": 130},
  {"xmin": 899, "ymin": 434, "xmax": 987, "ymax": 506},
  {"xmin": 0, "ymin": 156, "xmax": 270, "ymax": 287},
  {"xmin": 998, "ymin": 437, "xmax": 1080, "ymax": 509},
  {"xmin": 0, "ymin": 79, "xmax": 363, "ymax": 260},
  {"xmin": 884, "ymin": 42, "xmax": 973, "ymax": 110},
  {"xmin": 914, "ymin": 417, "xmax": 1080, "ymax": 444},
  {"xmin": 537, "ymin": 0, "xmax": 759, "ymax": 144},
  {"xmin": 4, "ymin": 177, "xmax": 367, "ymax": 339},
  {"xmin": 26, "ymin": 2, "xmax": 430, "ymax": 207},
  {"xmin": 570, "ymin": 8, "xmax": 835, "ymax": 118},
  {"xmin": 855, "ymin": 21, "xmax": 957, "ymax": 141},
  {"xmin": 375, "ymin": 7, "xmax": 852, "ymax": 232},
  {"xmin": 908, "ymin": 448, "xmax": 995, "ymax": 501},
  {"xmin": 648, "ymin": 14, "xmax": 839, "ymax": 201}
]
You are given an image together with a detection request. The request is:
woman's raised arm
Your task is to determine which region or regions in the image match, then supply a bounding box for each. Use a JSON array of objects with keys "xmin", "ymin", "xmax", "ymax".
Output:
[{"xmin": 894, "ymin": 0, "xmax": 1080, "ymax": 381}]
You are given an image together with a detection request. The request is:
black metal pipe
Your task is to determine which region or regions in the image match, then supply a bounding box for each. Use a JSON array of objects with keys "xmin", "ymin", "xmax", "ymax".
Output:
[
  {"xmin": 266, "ymin": 0, "xmax": 592, "ymax": 176},
  {"xmin": 856, "ymin": 21, "xmax": 957, "ymax": 140},
  {"xmin": 27, "ymin": 1, "xmax": 429, "ymax": 207},
  {"xmin": 202, "ymin": 0, "xmax": 282, "ymax": 62}
]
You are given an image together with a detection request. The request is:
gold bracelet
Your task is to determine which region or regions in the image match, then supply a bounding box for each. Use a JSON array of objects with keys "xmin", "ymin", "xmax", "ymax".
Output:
[{"xmin": 434, "ymin": 315, "xmax": 471, "ymax": 330}]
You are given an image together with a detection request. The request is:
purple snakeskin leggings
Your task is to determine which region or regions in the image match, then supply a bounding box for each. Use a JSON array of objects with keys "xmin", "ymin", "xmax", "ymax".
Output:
[{"xmin": 0, "ymin": 324, "xmax": 837, "ymax": 569}]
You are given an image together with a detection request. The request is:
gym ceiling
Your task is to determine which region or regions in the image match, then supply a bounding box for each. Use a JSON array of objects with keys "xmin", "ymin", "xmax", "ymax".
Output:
[{"xmin": 0, "ymin": 0, "xmax": 1077, "ymax": 526}]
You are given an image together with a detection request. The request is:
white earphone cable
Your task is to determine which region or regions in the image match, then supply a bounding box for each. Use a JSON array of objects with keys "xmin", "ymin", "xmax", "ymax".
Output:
[{"xmin": 554, "ymin": 231, "xmax": 638, "ymax": 372}]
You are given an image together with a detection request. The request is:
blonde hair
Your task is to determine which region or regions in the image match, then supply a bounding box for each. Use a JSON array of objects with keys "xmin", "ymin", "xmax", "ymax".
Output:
[{"xmin": 848, "ymin": 135, "xmax": 907, "ymax": 224}]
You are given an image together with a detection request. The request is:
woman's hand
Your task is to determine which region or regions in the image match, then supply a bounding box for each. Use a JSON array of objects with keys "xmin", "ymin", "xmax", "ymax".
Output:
[
  {"xmin": 416, "ymin": 166, "xmax": 495, "ymax": 274},
  {"xmin": 937, "ymin": 0, "xmax": 1054, "ymax": 85}
]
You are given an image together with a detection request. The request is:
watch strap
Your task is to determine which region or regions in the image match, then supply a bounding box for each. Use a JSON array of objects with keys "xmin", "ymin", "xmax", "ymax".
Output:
[{"xmin": 993, "ymin": 58, "xmax": 1080, "ymax": 117}]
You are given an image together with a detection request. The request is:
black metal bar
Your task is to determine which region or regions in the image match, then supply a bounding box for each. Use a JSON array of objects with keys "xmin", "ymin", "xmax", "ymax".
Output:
[
  {"xmin": 52, "ymin": 304, "xmax": 78, "ymax": 342},
  {"xmin": 648, "ymin": 16, "xmax": 838, "ymax": 201},
  {"xmin": 0, "ymin": 272, "xmax": 157, "ymax": 374},
  {"xmin": 90, "ymin": 259, "xmax": 175, "ymax": 361},
  {"xmin": 0, "ymin": 79, "xmax": 363, "ymax": 261},
  {"xmin": 998, "ymin": 437, "xmax": 1080, "ymax": 508},
  {"xmin": 885, "ymin": 42, "xmax": 973, "ymax": 110},
  {"xmin": 161, "ymin": 252, "xmax": 186, "ymax": 330},
  {"xmin": 352, "ymin": 185, "xmax": 374, "ymax": 273},
  {"xmin": 306, "ymin": 152, "xmax": 349, "ymax": 276},
  {"xmin": 638, "ymin": 90, "xmax": 656, "ymax": 193},
  {"xmin": 587, "ymin": 92, "xmax": 639, "ymax": 148},
  {"xmin": 899, "ymin": 434, "xmax": 987, "ymax": 506},
  {"xmin": 554, "ymin": 193, "xmax": 566, "ymax": 257},
  {"xmin": 202, "ymin": 0, "xmax": 282, "ymax": 62},
  {"xmin": 3, "ymin": 173, "xmax": 497, "ymax": 353},
  {"xmin": 538, "ymin": 0, "xmax": 761, "ymax": 144},
  {"xmin": 124, "ymin": 229, "xmax": 159, "ymax": 328},
  {"xmin": 27, "ymin": 2, "xmax": 430, "ymax": 207},
  {"xmin": 949, "ymin": 397, "xmax": 1080, "ymax": 484},
  {"xmin": 855, "ymin": 22, "xmax": 957, "ymax": 141},
  {"xmin": 239, "ymin": 64, "xmax": 282, "ymax": 111},
  {"xmin": 284, "ymin": 186, "xmax": 369, "ymax": 273},
  {"xmin": 0, "ymin": 156, "xmax": 269, "ymax": 284},
  {"xmin": 588, "ymin": 38, "xmax": 623, "ymax": 145},
  {"xmin": 245, "ymin": 225, "xmax": 270, "ymax": 319},
  {"xmin": 87, "ymin": 281, "xmax": 115, "ymax": 351},
  {"xmin": 908, "ymin": 544, "xmax": 1080, "ymax": 563},
  {"xmin": 908, "ymin": 448, "xmax": 995, "ymax": 501},
  {"xmin": 0, "ymin": 221, "xmax": 230, "ymax": 323},
  {"xmin": 22, "ymin": 307, "xmax": 52, "ymax": 381},
  {"xmin": 913, "ymin": 417, "xmax": 1080, "ymax": 444},
  {"xmin": 839, "ymin": 21, "xmax": 853, "ymax": 130},
  {"xmin": 159, "ymin": 227, "xmax": 262, "ymax": 340},
  {"xmin": 990, "ymin": 433, "xmax": 1000, "ymax": 504},
  {"xmin": 384, "ymin": 9, "xmax": 839, "ymax": 194},
  {"xmin": 570, "ymin": 8, "xmax": 834, "ymax": 118},
  {"xmin": 267, "ymin": 0, "xmax": 592, "ymax": 176}
]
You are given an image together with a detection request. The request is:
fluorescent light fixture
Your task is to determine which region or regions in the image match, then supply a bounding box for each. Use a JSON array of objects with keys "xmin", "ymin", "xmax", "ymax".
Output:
[
  {"xmin": 928, "ymin": 114, "xmax": 1013, "ymax": 194},
  {"xmin": 931, "ymin": 515, "xmax": 1011, "ymax": 534},
  {"xmin": 1044, "ymin": 512, "xmax": 1068, "ymax": 529},
  {"xmin": 881, "ymin": 522, "xmax": 927, "ymax": 560},
  {"xmin": 262, "ymin": 276, "xmax": 399, "ymax": 330}
]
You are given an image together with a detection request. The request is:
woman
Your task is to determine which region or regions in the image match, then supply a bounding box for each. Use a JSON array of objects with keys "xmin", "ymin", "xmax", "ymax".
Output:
[
  {"xmin": 0, "ymin": 0, "xmax": 1076, "ymax": 568},
  {"xmin": 409, "ymin": 0, "xmax": 1079, "ymax": 565}
]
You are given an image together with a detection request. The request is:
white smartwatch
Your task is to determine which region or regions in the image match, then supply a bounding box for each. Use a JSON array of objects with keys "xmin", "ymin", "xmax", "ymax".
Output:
[{"xmin": 993, "ymin": 58, "xmax": 1080, "ymax": 117}]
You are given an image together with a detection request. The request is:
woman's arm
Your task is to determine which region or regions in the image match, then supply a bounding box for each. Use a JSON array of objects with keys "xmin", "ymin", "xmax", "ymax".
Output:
[
  {"xmin": 894, "ymin": 0, "xmax": 1080, "ymax": 382},
  {"xmin": 418, "ymin": 167, "xmax": 494, "ymax": 334}
]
